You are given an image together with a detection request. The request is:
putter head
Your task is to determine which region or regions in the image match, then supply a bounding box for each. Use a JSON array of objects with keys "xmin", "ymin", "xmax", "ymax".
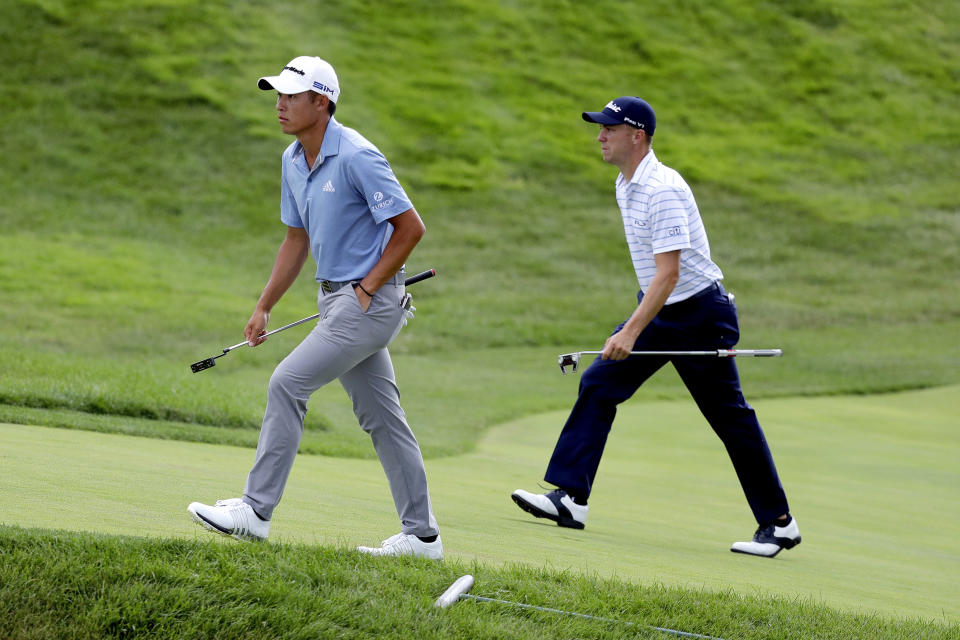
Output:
[
  {"xmin": 558, "ymin": 353, "xmax": 581, "ymax": 375},
  {"xmin": 190, "ymin": 358, "xmax": 216, "ymax": 373}
]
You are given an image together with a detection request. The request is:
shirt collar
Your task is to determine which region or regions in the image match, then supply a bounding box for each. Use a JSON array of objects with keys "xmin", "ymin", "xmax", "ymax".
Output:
[
  {"xmin": 319, "ymin": 117, "xmax": 343, "ymax": 159},
  {"xmin": 291, "ymin": 117, "xmax": 344, "ymax": 166},
  {"xmin": 617, "ymin": 148, "xmax": 658, "ymax": 188}
]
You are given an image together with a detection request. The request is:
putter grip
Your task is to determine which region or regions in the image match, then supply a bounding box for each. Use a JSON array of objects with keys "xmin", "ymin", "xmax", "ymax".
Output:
[
  {"xmin": 404, "ymin": 269, "xmax": 436, "ymax": 286},
  {"xmin": 434, "ymin": 574, "xmax": 474, "ymax": 609}
]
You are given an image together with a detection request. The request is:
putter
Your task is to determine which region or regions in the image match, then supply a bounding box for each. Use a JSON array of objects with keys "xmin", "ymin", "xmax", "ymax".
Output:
[
  {"xmin": 435, "ymin": 574, "xmax": 726, "ymax": 640},
  {"xmin": 190, "ymin": 269, "xmax": 437, "ymax": 373},
  {"xmin": 558, "ymin": 349, "xmax": 782, "ymax": 374}
]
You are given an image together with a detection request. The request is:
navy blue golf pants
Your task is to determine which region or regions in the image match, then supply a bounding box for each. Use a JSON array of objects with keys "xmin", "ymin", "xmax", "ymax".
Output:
[{"xmin": 545, "ymin": 283, "xmax": 790, "ymax": 525}]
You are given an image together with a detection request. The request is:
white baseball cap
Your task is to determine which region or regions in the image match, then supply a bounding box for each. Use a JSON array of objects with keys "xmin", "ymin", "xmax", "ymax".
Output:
[{"xmin": 257, "ymin": 56, "xmax": 340, "ymax": 103}]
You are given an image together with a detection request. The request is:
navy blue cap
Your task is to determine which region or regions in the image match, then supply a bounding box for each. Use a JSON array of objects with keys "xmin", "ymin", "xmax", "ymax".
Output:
[{"xmin": 582, "ymin": 96, "xmax": 656, "ymax": 135}]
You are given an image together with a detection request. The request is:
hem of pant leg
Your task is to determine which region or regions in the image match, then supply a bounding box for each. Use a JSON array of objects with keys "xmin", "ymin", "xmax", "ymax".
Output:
[
  {"xmin": 543, "ymin": 474, "xmax": 588, "ymax": 499},
  {"xmin": 380, "ymin": 422, "xmax": 439, "ymax": 538},
  {"xmin": 753, "ymin": 505, "xmax": 790, "ymax": 527},
  {"xmin": 243, "ymin": 496, "xmax": 272, "ymax": 521}
]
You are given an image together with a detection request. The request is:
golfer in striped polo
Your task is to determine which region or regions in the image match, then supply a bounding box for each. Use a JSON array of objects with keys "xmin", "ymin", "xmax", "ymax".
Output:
[
  {"xmin": 188, "ymin": 56, "xmax": 442, "ymax": 559},
  {"xmin": 512, "ymin": 97, "xmax": 801, "ymax": 558}
]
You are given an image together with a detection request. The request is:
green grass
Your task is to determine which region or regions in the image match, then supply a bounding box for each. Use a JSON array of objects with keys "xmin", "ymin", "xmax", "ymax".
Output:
[
  {"xmin": 2, "ymin": 528, "xmax": 955, "ymax": 640},
  {"xmin": 1, "ymin": 0, "xmax": 958, "ymax": 452},
  {"xmin": 3, "ymin": 385, "xmax": 958, "ymax": 631},
  {"xmin": 1, "ymin": 1, "xmax": 959, "ymax": 637}
]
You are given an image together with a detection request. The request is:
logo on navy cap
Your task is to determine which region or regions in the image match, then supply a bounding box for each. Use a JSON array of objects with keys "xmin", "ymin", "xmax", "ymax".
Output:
[{"xmin": 583, "ymin": 96, "xmax": 656, "ymax": 135}]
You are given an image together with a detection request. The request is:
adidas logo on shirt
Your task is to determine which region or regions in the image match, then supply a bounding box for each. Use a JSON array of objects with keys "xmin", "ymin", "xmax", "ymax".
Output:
[{"xmin": 322, "ymin": 180, "xmax": 335, "ymax": 193}]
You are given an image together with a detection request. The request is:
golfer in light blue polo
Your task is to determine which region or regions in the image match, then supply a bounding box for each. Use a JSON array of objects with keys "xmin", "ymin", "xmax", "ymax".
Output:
[{"xmin": 188, "ymin": 56, "xmax": 442, "ymax": 560}]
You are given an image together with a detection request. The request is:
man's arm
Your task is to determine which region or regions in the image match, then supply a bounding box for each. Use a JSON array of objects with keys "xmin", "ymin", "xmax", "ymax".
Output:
[
  {"xmin": 601, "ymin": 249, "xmax": 680, "ymax": 360},
  {"xmin": 354, "ymin": 208, "xmax": 425, "ymax": 311},
  {"xmin": 244, "ymin": 226, "xmax": 311, "ymax": 346}
]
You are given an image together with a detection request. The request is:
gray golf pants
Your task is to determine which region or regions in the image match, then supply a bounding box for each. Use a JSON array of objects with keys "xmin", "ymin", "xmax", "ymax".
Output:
[{"xmin": 243, "ymin": 275, "xmax": 439, "ymax": 537}]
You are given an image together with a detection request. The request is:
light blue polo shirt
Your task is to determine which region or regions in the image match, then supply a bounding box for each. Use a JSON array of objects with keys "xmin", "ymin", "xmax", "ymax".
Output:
[{"xmin": 280, "ymin": 117, "xmax": 413, "ymax": 282}]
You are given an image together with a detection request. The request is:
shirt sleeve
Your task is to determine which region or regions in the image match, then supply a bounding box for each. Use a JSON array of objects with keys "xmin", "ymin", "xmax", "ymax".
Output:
[
  {"xmin": 649, "ymin": 185, "xmax": 691, "ymax": 253},
  {"xmin": 279, "ymin": 155, "xmax": 305, "ymax": 228},
  {"xmin": 347, "ymin": 147, "xmax": 414, "ymax": 223}
]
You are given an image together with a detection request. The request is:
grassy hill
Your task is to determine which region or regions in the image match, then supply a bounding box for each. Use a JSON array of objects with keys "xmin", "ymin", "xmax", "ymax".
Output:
[
  {"xmin": 1, "ymin": 0, "xmax": 958, "ymax": 457},
  {"xmin": 6, "ymin": 525, "xmax": 956, "ymax": 640},
  {"xmin": 1, "ymin": 2, "xmax": 959, "ymax": 638},
  {"xmin": 3, "ymin": 526, "xmax": 956, "ymax": 640}
]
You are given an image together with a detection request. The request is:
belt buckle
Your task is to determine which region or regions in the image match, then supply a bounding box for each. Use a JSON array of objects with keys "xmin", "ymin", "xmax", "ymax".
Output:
[{"xmin": 321, "ymin": 281, "xmax": 333, "ymax": 293}]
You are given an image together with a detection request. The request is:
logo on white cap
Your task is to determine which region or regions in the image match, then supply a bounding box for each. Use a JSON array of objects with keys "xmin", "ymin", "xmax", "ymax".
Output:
[{"xmin": 258, "ymin": 56, "xmax": 340, "ymax": 103}]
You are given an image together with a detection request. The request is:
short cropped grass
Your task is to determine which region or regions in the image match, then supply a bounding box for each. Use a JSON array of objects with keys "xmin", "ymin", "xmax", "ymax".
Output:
[{"xmin": 3, "ymin": 385, "xmax": 958, "ymax": 625}]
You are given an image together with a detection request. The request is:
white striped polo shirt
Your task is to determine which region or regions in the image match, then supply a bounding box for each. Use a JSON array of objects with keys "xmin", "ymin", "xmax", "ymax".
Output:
[{"xmin": 615, "ymin": 149, "xmax": 723, "ymax": 304}]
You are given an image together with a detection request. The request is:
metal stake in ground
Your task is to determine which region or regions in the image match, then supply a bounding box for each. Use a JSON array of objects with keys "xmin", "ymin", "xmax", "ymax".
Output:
[
  {"xmin": 557, "ymin": 349, "xmax": 782, "ymax": 375},
  {"xmin": 434, "ymin": 574, "xmax": 727, "ymax": 640},
  {"xmin": 190, "ymin": 269, "xmax": 437, "ymax": 373}
]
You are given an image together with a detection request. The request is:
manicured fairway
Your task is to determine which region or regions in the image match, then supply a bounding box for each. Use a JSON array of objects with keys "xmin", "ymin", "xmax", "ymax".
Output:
[{"xmin": 2, "ymin": 385, "xmax": 957, "ymax": 623}]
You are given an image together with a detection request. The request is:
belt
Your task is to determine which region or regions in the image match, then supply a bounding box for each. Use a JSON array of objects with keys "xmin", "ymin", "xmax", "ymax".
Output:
[
  {"xmin": 658, "ymin": 281, "xmax": 724, "ymax": 315},
  {"xmin": 682, "ymin": 281, "xmax": 723, "ymax": 302},
  {"xmin": 319, "ymin": 280, "xmax": 353, "ymax": 293},
  {"xmin": 319, "ymin": 271, "xmax": 406, "ymax": 295}
]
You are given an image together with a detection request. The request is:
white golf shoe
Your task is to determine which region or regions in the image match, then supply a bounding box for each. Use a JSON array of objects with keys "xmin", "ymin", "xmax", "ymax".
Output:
[
  {"xmin": 731, "ymin": 516, "xmax": 801, "ymax": 558},
  {"xmin": 187, "ymin": 498, "xmax": 270, "ymax": 542},
  {"xmin": 357, "ymin": 533, "xmax": 444, "ymax": 560},
  {"xmin": 511, "ymin": 488, "xmax": 588, "ymax": 529}
]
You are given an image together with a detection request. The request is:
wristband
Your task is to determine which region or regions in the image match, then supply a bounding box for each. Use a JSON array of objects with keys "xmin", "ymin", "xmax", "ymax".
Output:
[{"xmin": 354, "ymin": 282, "xmax": 374, "ymax": 297}]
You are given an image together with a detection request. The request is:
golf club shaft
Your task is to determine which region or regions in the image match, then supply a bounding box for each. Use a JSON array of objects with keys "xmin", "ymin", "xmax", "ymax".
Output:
[
  {"xmin": 223, "ymin": 269, "xmax": 438, "ymax": 353},
  {"xmin": 458, "ymin": 594, "xmax": 724, "ymax": 640},
  {"xmin": 575, "ymin": 349, "xmax": 782, "ymax": 357},
  {"xmin": 223, "ymin": 314, "xmax": 321, "ymax": 353}
]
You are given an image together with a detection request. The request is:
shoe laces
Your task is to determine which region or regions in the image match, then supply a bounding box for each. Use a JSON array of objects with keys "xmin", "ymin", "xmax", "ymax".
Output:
[
  {"xmin": 215, "ymin": 500, "xmax": 254, "ymax": 537},
  {"xmin": 381, "ymin": 534, "xmax": 415, "ymax": 554},
  {"xmin": 752, "ymin": 523, "xmax": 775, "ymax": 541},
  {"xmin": 380, "ymin": 532, "xmax": 405, "ymax": 546}
]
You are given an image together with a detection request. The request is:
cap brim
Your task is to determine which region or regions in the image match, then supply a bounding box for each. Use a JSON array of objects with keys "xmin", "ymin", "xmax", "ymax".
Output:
[
  {"xmin": 582, "ymin": 111, "xmax": 622, "ymax": 125},
  {"xmin": 257, "ymin": 75, "xmax": 309, "ymax": 93}
]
